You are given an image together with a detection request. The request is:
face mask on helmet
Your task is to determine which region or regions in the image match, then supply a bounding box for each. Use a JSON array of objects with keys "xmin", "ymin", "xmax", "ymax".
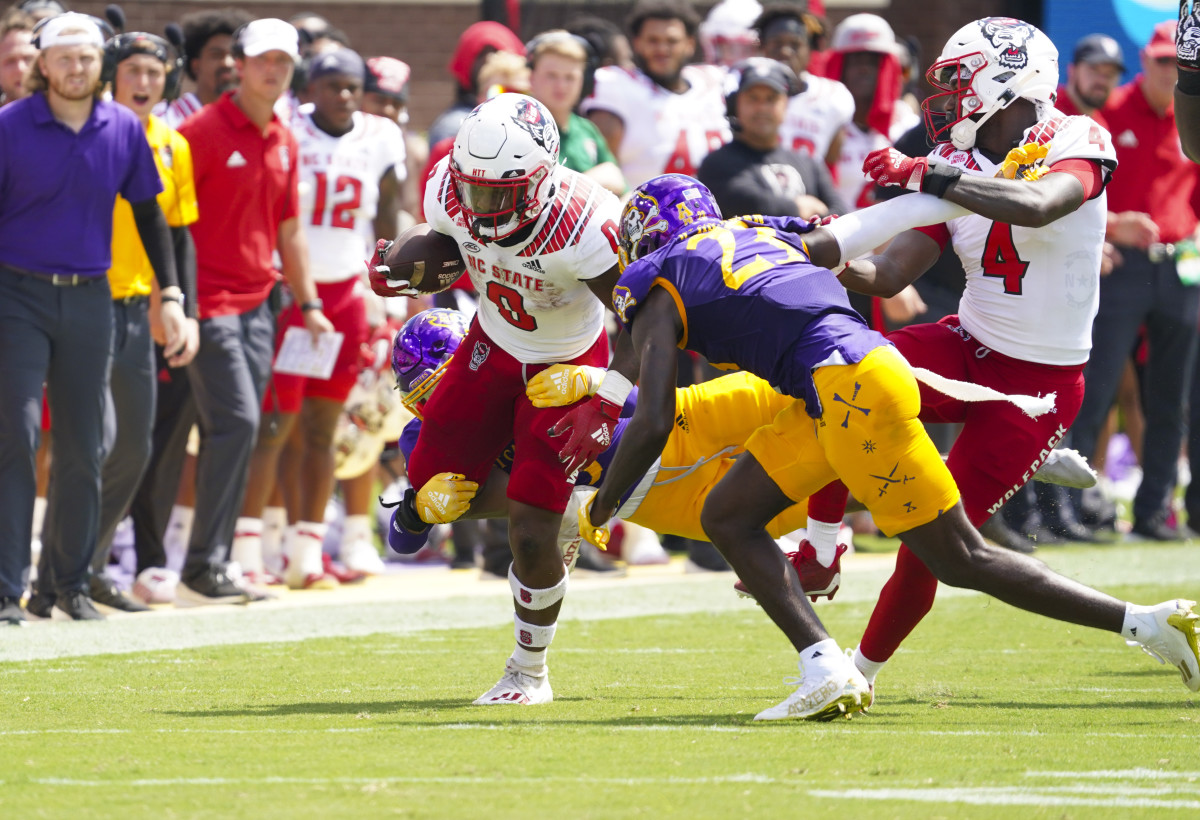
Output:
[
  {"xmin": 449, "ymin": 93, "xmax": 560, "ymax": 242},
  {"xmin": 921, "ymin": 17, "xmax": 1058, "ymax": 151},
  {"xmin": 391, "ymin": 308, "xmax": 470, "ymax": 420},
  {"xmin": 618, "ymin": 174, "xmax": 723, "ymax": 271}
]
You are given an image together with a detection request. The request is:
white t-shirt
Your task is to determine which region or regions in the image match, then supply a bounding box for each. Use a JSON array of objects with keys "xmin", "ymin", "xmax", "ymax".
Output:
[
  {"xmin": 932, "ymin": 111, "xmax": 1117, "ymax": 366},
  {"xmin": 424, "ymin": 158, "xmax": 622, "ymax": 363},
  {"xmin": 581, "ymin": 64, "xmax": 731, "ymax": 189},
  {"xmin": 293, "ymin": 106, "xmax": 406, "ymax": 282},
  {"xmin": 779, "ymin": 73, "xmax": 854, "ymax": 161}
]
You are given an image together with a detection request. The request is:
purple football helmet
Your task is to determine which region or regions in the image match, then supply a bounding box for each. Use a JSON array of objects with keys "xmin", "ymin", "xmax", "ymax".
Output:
[
  {"xmin": 391, "ymin": 308, "xmax": 469, "ymax": 419},
  {"xmin": 618, "ymin": 174, "xmax": 723, "ymax": 270}
]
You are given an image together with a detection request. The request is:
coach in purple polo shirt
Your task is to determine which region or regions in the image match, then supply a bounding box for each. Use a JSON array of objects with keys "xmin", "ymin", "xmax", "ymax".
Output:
[{"xmin": 0, "ymin": 13, "xmax": 182, "ymax": 623}]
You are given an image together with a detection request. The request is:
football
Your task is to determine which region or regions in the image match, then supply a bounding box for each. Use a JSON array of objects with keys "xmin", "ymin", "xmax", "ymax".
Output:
[{"xmin": 384, "ymin": 223, "xmax": 466, "ymax": 294}]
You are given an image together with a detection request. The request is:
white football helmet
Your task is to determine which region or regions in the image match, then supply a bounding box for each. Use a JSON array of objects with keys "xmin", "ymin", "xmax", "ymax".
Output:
[
  {"xmin": 923, "ymin": 17, "xmax": 1058, "ymax": 151},
  {"xmin": 449, "ymin": 93, "xmax": 560, "ymax": 242},
  {"xmin": 699, "ymin": 0, "xmax": 762, "ymax": 67}
]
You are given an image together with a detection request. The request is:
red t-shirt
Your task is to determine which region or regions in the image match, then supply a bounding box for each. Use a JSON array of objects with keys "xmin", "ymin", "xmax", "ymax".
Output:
[
  {"xmin": 179, "ymin": 92, "xmax": 300, "ymax": 318},
  {"xmin": 1101, "ymin": 78, "xmax": 1200, "ymax": 244},
  {"xmin": 1054, "ymin": 83, "xmax": 1110, "ymax": 131}
]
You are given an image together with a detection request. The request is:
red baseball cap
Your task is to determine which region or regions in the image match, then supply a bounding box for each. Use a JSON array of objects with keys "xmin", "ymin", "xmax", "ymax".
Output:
[{"xmin": 1144, "ymin": 20, "xmax": 1178, "ymax": 59}]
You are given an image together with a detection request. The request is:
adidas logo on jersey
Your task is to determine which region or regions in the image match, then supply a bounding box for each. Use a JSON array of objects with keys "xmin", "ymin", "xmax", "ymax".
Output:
[
  {"xmin": 1116, "ymin": 130, "xmax": 1138, "ymax": 149},
  {"xmin": 522, "ymin": 258, "xmax": 545, "ymax": 273},
  {"xmin": 226, "ymin": 150, "xmax": 248, "ymax": 168},
  {"xmin": 675, "ymin": 411, "xmax": 689, "ymax": 432}
]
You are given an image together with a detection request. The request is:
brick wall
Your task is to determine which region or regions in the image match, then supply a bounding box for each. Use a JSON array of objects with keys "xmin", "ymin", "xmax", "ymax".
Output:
[{"xmin": 70, "ymin": 0, "xmax": 1040, "ymax": 134}]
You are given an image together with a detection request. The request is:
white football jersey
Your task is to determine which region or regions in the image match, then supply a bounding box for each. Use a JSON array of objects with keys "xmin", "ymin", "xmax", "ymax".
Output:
[
  {"xmin": 424, "ymin": 157, "xmax": 621, "ymax": 363},
  {"xmin": 933, "ymin": 111, "xmax": 1117, "ymax": 366},
  {"xmin": 581, "ymin": 64, "xmax": 731, "ymax": 189},
  {"xmin": 779, "ymin": 73, "xmax": 854, "ymax": 161},
  {"xmin": 156, "ymin": 92, "xmax": 203, "ymax": 130},
  {"xmin": 834, "ymin": 105, "xmax": 921, "ymax": 210},
  {"xmin": 294, "ymin": 106, "xmax": 407, "ymax": 282}
]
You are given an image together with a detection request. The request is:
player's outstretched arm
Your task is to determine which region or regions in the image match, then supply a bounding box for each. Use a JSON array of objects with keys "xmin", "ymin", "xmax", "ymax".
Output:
[
  {"xmin": 587, "ymin": 289, "xmax": 682, "ymax": 526},
  {"xmin": 864, "ymin": 146, "xmax": 1088, "ymax": 228},
  {"xmin": 836, "ymin": 230, "xmax": 943, "ymax": 298}
]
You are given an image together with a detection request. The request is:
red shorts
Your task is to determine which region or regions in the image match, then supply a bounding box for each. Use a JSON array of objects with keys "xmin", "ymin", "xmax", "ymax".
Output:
[
  {"xmin": 266, "ymin": 277, "xmax": 370, "ymax": 414},
  {"xmin": 405, "ymin": 320, "xmax": 609, "ymax": 514},
  {"xmin": 889, "ymin": 315, "xmax": 1086, "ymax": 523}
]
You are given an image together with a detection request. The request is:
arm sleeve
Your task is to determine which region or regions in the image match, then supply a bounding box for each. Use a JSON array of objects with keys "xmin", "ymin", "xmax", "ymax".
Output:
[
  {"xmin": 131, "ymin": 198, "xmax": 179, "ymax": 291},
  {"xmin": 171, "ymin": 225, "xmax": 198, "ymax": 318},
  {"xmin": 1046, "ymin": 158, "xmax": 1106, "ymax": 201}
]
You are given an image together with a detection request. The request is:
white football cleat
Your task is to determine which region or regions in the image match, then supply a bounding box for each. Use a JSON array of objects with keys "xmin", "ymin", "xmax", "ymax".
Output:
[
  {"xmin": 755, "ymin": 654, "xmax": 872, "ymax": 721},
  {"xmin": 131, "ymin": 567, "xmax": 179, "ymax": 605},
  {"xmin": 339, "ymin": 539, "xmax": 387, "ymax": 575},
  {"xmin": 1128, "ymin": 599, "xmax": 1200, "ymax": 692},
  {"xmin": 1033, "ymin": 448, "xmax": 1098, "ymax": 489},
  {"xmin": 473, "ymin": 661, "xmax": 553, "ymax": 705}
]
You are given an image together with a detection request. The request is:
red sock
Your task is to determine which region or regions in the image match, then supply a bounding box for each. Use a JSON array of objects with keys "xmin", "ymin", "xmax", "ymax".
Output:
[
  {"xmin": 807, "ymin": 481, "xmax": 850, "ymax": 523},
  {"xmin": 859, "ymin": 544, "xmax": 938, "ymax": 662}
]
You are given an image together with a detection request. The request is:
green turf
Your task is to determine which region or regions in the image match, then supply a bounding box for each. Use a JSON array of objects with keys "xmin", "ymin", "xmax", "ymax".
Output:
[{"xmin": 2, "ymin": 545, "xmax": 1198, "ymax": 819}]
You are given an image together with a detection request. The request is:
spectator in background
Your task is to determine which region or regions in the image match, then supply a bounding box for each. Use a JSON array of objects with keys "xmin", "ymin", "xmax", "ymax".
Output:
[
  {"xmin": 173, "ymin": 18, "xmax": 332, "ymax": 605},
  {"xmin": 698, "ymin": 57, "xmax": 845, "ymax": 219},
  {"xmin": 0, "ymin": 8, "xmax": 36, "ymax": 105},
  {"xmin": 582, "ymin": 0, "xmax": 729, "ymax": 188},
  {"xmin": 527, "ymin": 30, "xmax": 625, "ymax": 196},
  {"xmin": 1072, "ymin": 21, "xmax": 1200, "ymax": 541},
  {"xmin": 697, "ymin": 0, "xmax": 760, "ymax": 68},
  {"xmin": 427, "ymin": 20, "xmax": 524, "ymax": 147},
  {"xmin": 362, "ymin": 55, "xmax": 424, "ymax": 228},
  {"xmin": 824, "ymin": 13, "xmax": 918, "ymax": 210},
  {"xmin": 1178, "ymin": 0, "xmax": 1200, "ymax": 161},
  {"xmin": 14, "ymin": 0, "xmax": 64, "ymax": 24},
  {"xmin": 76, "ymin": 31, "xmax": 201, "ymax": 613},
  {"xmin": 230, "ymin": 48, "xmax": 403, "ymax": 589},
  {"xmin": 0, "ymin": 13, "xmax": 182, "ymax": 623},
  {"xmin": 566, "ymin": 15, "xmax": 633, "ymax": 71},
  {"xmin": 161, "ymin": 7, "xmax": 251, "ymax": 128},
  {"xmin": 1059, "ymin": 34, "xmax": 1125, "ymax": 126},
  {"xmin": 754, "ymin": 2, "xmax": 852, "ymax": 167}
]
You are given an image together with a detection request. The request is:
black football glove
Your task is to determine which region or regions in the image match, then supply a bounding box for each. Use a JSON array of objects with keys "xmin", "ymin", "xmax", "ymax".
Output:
[{"xmin": 1181, "ymin": 0, "xmax": 1200, "ymax": 69}]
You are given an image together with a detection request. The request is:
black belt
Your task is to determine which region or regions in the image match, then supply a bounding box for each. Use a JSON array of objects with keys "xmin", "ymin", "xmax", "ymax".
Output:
[
  {"xmin": 114, "ymin": 293, "xmax": 150, "ymax": 305},
  {"xmin": 14, "ymin": 269, "xmax": 104, "ymax": 287}
]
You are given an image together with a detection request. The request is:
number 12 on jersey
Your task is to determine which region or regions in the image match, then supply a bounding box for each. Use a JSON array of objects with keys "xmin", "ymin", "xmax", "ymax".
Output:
[{"xmin": 311, "ymin": 172, "xmax": 364, "ymax": 230}]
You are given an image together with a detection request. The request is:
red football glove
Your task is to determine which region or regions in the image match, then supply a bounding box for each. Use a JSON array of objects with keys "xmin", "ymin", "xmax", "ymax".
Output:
[
  {"xmin": 367, "ymin": 238, "xmax": 419, "ymax": 298},
  {"xmin": 863, "ymin": 147, "xmax": 931, "ymax": 190},
  {"xmin": 548, "ymin": 395, "xmax": 622, "ymax": 475},
  {"xmin": 863, "ymin": 148, "xmax": 962, "ymax": 197}
]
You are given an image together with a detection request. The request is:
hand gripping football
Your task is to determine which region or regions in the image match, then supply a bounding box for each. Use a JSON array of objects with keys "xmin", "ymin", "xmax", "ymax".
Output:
[{"xmin": 369, "ymin": 224, "xmax": 466, "ymax": 297}]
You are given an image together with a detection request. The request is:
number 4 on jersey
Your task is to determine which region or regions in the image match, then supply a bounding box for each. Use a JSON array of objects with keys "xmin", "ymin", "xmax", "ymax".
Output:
[{"xmin": 981, "ymin": 222, "xmax": 1029, "ymax": 295}]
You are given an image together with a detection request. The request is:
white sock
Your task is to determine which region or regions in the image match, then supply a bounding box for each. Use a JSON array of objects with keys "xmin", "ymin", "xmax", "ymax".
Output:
[
  {"xmin": 799, "ymin": 638, "xmax": 842, "ymax": 672},
  {"xmin": 342, "ymin": 514, "xmax": 372, "ymax": 546},
  {"xmin": 262, "ymin": 507, "xmax": 287, "ymax": 574},
  {"xmin": 164, "ymin": 505, "xmax": 194, "ymax": 571},
  {"xmin": 852, "ymin": 645, "xmax": 887, "ymax": 685},
  {"xmin": 1121, "ymin": 602, "xmax": 1161, "ymax": 643},
  {"xmin": 807, "ymin": 517, "xmax": 841, "ymax": 567},
  {"xmin": 511, "ymin": 645, "xmax": 547, "ymax": 675},
  {"xmin": 32, "ymin": 496, "xmax": 47, "ymax": 541},
  {"xmin": 288, "ymin": 522, "xmax": 329, "ymax": 577},
  {"xmin": 230, "ymin": 517, "xmax": 264, "ymax": 575}
]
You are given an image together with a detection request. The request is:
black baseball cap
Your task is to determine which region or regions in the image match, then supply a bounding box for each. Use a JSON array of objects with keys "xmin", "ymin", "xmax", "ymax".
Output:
[
  {"xmin": 1072, "ymin": 34, "xmax": 1125, "ymax": 72},
  {"xmin": 733, "ymin": 57, "xmax": 796, "ymax": 96}
]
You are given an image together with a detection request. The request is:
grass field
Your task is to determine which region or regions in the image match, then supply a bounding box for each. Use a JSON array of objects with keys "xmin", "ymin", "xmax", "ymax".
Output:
[{"xmin": 2, "ymin": 542, "xmax": 1198, "ymax": 819}]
